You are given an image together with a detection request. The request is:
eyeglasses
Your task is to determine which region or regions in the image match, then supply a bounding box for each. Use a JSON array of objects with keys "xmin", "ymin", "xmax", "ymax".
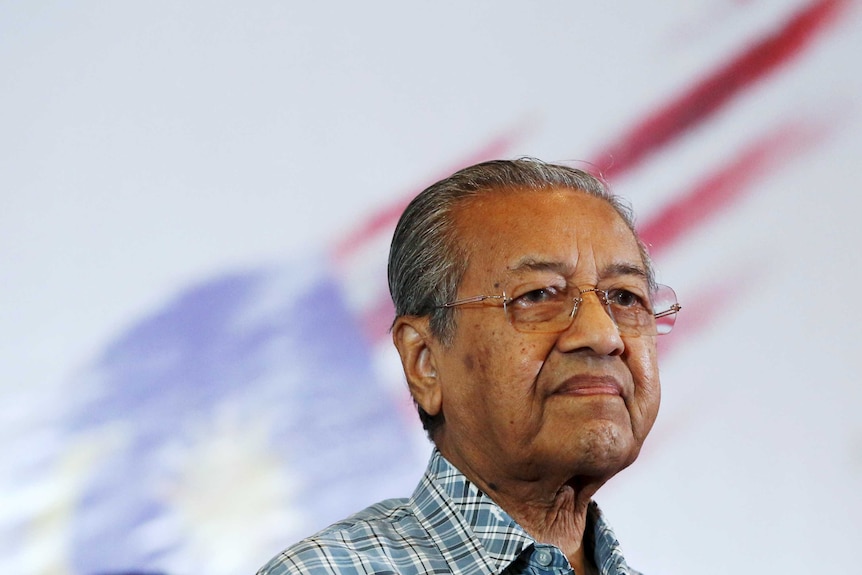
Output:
[{"xmin": 439, "ymin": 284, "xmax": 681, "ymax": 336}]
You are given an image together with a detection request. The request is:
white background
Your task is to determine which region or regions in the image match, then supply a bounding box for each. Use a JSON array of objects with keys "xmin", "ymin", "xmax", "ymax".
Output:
[{"xmin": 2, "ymin": 1, "xmax": 861, "ymax": 573}]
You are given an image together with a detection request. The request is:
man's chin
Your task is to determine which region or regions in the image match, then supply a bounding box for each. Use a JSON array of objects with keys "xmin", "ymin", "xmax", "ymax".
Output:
[{"xmin": 561, "ymin": 423, "xmax": 640, "ymax": 479}]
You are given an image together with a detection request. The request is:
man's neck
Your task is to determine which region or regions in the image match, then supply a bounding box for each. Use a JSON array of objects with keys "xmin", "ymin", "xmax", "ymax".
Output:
[
  {"xmin": 437, "ymin": 445, "xmax": 603, "ymax": 574},
  {"xmin": 490, "ymin": 480, "xmax": 599, "ymax": 574}
]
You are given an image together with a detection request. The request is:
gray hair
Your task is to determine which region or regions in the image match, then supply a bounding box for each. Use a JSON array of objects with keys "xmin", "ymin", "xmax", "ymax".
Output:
[{"xmin": 386, "ymin": 158, "xmax": 654, "ymax": 436}]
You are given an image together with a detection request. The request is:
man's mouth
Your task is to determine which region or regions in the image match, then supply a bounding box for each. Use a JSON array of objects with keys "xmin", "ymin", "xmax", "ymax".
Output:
[{"xmin": 555, "ymin": 375, "xmax": 623, "ymax": 396}]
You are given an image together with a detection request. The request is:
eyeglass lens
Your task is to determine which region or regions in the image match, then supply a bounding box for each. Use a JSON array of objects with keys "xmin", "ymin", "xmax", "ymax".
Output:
[{"xmin": 505, "ymin": 284, "xmax": 679, "ymax": 336}]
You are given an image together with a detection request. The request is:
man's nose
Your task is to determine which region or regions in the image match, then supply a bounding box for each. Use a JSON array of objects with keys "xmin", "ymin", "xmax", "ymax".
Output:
[{"xmin": 555, "ymin": 291, "xmax": 625, "ymax": 356}]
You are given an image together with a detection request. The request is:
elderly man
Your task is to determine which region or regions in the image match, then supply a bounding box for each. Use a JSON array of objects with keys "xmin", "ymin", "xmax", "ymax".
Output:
[{"xmin": 258, "ymin": 158, "xmax": 680, "ymax": 575}]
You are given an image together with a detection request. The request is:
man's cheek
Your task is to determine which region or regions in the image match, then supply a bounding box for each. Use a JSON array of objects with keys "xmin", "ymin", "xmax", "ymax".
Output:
[
  {"xmin": 626, "ymin": 341, "xmax": 658, "ymax": 382},
  {"xmin": 626, "ymin": 344, "xmax": 661, "ymax": 406}
]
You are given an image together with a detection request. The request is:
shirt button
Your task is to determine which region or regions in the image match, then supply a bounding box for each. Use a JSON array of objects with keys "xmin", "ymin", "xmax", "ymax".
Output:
[{"xmin": 535, "ymin": 549, "xmax": 553, "ymax": 566}]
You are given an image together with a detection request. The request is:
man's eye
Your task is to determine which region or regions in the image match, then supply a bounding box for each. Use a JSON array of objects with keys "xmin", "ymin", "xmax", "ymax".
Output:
[
  {"xmin": 607, "ymin": 289, "xmax": 645, "ymax": 308},
  {"xmin": 513, "ymin": 287, "xmax": 562, "ymax": 306}
]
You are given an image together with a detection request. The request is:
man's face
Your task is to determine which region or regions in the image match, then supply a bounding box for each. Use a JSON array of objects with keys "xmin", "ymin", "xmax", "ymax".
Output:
[{"xmin": 431, "ymin": 188, "xmax": 661, "ymax": 485}]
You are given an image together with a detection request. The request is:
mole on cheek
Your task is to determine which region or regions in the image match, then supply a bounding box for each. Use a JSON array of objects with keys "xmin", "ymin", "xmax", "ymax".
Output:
[{"xmin": 462, "ymin": 354, "xmax": 474, "ymax": 370}]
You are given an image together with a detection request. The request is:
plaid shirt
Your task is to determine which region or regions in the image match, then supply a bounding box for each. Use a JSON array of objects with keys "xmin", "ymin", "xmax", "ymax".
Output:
[{"xmin": 258, "ymin": 450, "xmax": 642, "ymax": 574}]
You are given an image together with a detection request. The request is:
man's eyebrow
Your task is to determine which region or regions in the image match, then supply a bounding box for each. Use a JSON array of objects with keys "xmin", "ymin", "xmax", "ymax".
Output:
[
  {"xmin": 602, "ymin": 262, "xmax": 649, "ymax": 280},
  {"xmin": 508, "ymin": 258, "xmax": 647, "ymax": 281}
]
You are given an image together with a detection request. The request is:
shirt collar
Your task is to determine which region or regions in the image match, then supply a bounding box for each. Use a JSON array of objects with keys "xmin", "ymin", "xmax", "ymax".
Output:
[
  {"xmin": 589, "ymin": 502, "xmax": 638, "ymax": 575},
  {"xmin": 411, "ymin": 449, "xmax": 534, "ymax": 574}
]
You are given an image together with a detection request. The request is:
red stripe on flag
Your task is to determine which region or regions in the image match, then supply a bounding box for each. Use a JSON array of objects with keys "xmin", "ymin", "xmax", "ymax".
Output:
[
  {"xmin": 591, "ymin": 0, "xmax": 847, "ymax": 178},
  {"xmin": 638, "ymin": 121, "xmax": 826, "ymax": 256}
]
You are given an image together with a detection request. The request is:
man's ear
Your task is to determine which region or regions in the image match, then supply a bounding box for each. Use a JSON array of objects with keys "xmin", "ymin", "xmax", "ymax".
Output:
[{"xmin": 392, "ymin": 316, "xmax": 443, "ymax": 419}]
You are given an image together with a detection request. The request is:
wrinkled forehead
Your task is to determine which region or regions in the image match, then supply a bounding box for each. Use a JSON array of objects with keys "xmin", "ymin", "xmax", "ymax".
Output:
[{"xmin": 452, "ymin": 188, "xmax": 646, "ymax": 284}]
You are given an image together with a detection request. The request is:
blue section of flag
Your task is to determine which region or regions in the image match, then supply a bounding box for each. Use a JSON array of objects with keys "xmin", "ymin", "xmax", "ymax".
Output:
[{"xmin": 65, "ymin": 258, "xmax": 419, "ymax": 574}]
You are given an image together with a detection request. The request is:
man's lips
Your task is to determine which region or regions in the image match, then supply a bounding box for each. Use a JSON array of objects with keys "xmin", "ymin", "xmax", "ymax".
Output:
[{"xmin": 554, "ymin": 375, "xmax": 623, "ymax": 396}]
